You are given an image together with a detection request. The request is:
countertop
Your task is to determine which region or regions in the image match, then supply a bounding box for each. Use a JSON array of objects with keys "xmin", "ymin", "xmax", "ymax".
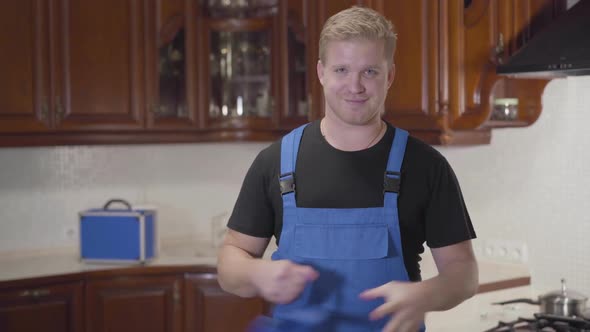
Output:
[
  {"xmin": 0, "ymin": 248, "xmax": 530, "ymax": 293},
  {"xmin": 0, "ymin": 254, "xmax": 217, "ymax": 284}
]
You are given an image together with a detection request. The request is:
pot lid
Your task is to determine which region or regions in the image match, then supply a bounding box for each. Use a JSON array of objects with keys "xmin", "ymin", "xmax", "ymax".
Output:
[{"xmin": 542, "ymin": 279, "xmax": 588, "ymax": 303}]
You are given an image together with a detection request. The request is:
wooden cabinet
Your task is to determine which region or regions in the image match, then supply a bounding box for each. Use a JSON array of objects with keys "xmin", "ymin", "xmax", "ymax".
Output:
[
  {"xmin": 85, "ymin": 274, "xmax": 183, "ymax": 332},
  {"xmin": 194, "ymin": 0, "xmax": 311, "ymax": 140},
  {"xmin": 145, "ymin": 0, "xmax": 200, "ymax": 130},
  {"xmin": 0, "ymin": 0, "xmax": 568, "ymax": 146},
  {"xmin": 372, "ymin": 1, "xmax": 443, "ymax": 134},
  {"xmin": 364, "ymin": 0, "xmax": 567, "ymax": 144},
  {"xmin": 184, "ymin": 272, "xmax": 270, "ymax": 332},
  {"xmin": 444, "ymin": 0, "xmax": 566, "ymax": 143},
  {"xmin": 50, "ymin": 0, "xmax": 145, "ymax": 131},
  {"xmin": 0, "ymin": 281, "xmax": 83, "ymax": 332},
  {"xmin": 0, "ymin": 1, "xmax": 146, "ymax": 136},
  {"xmin": 0, "ymin": 267, "xmax": 270, "ymax": 332},
  {"xmin": 0, "ymin": 0, "xmax": 51, "ymax": 133}
]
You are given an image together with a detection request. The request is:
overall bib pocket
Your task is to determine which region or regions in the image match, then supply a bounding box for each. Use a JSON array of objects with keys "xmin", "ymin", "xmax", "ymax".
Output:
[{"xmin": 293, "ymin": 223, "xmax": 390, "ymax": 260}]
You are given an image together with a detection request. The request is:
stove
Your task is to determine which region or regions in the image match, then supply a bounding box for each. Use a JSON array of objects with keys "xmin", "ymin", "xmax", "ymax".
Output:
[{"xmin": 484, "ymin": 313, "xmax": 590, "ymax": 332}]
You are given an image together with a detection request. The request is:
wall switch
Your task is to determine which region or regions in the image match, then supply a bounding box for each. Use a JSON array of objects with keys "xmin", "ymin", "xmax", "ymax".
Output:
[{"xmin": 481, "ymin": 239, "xmax": 528, "ymax": 264}]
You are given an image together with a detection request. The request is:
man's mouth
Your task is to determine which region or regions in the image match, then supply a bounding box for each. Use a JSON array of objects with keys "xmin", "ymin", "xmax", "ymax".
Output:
[{"xmin": 345, "ymin": 98, "xmax": 368, "ymax": 104}]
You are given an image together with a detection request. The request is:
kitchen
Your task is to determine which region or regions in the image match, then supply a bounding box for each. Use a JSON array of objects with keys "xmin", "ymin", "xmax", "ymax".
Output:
[{"xmin": 1, "ymin": 0, "xmax": 590, "ymax": 331}]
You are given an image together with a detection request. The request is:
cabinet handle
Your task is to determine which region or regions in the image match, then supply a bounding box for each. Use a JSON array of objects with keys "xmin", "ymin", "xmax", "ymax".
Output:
[
  {"xmin": 270, "ymin": 96, "xmax": 275, "ymax": 113},
  {"xmin": 173, "ymin": 281, "xmax": 180, "ymax": 305},
  {"xmin": 495, "ymin": 33, "xmax": 505, "ymax": 64},
  {"xmin": 55, "ymin": 96, "xmax": 65, "ymax": 121},
  {"xmin": 20, "ymin": 289, "xmax": 51, "ymax": 298},
  {"xmin": 151, "ymin": 104, "xmax": 166, "ymax": 116},
  {"xmin": 40, "ymin": 102, "xmax": 50, "ymax": 122}
]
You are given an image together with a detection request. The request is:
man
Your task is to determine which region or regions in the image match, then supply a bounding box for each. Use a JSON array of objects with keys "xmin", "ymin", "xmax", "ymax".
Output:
[{"xmin": 217, "ymin": 6, "xmax": 478, "ymax": 332}]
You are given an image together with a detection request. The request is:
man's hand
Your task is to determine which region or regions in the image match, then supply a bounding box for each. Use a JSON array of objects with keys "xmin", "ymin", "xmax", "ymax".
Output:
[
  {"xmin": 359, "ymin": 281, "xmax": 428, "ymax": 332},
  {"xmin": 252, "ymin": 259, "xmax": 319, "ymax": 304}
]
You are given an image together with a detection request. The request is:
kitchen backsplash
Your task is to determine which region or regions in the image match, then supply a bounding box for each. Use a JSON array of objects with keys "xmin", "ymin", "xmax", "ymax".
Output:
[{"xmin": 1, "ymin": 76, "xmax": 589, "ymax": 297}]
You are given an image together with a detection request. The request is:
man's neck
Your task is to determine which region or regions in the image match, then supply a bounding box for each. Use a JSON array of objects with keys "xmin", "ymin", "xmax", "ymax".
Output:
[{"xmin": 320, "ymin": 117, "xmax": 385, "ymax": 152}]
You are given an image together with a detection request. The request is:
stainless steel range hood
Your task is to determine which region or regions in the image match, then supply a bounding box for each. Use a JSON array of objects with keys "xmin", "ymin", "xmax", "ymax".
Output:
[{"xmin": 496, "ymin": 0, "xmax": 590, "ymax": 78}]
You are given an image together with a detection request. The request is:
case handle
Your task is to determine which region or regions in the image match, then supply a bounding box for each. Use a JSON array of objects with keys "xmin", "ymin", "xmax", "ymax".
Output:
[{"xmin": 103, "ymin": 199, "xmax": 132, "ymax": 210}]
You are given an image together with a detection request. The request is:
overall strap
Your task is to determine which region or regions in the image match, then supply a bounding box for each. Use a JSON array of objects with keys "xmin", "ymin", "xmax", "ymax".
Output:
[
  {"xmin": 384, "ymin": 127, "xmax": 409, "ymax": 260},
  {"xmin": 383, "ymin": 128, "xmax": 409, "ymax": 207},
  {"xmin": 280, "ymin": 124, "xmax": 308, "ymax": 209}
]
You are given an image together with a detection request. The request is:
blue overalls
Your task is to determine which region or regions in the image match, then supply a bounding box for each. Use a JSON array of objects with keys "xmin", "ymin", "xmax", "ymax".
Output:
[{"xmin": 250, "ymin": 124, "xmax": 426, "ymax": 332}]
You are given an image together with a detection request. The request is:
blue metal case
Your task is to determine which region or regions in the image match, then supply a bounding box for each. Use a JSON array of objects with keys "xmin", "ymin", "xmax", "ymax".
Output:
[{"xmin": 80, "ymin": 199, "xmax": 156, "ymax": 263}]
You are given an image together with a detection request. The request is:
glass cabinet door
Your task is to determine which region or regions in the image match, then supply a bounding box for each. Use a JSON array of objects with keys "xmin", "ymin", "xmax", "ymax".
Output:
[
  {"xmin": 158, "ymin": 28, "xmax": 187, "ymax": 119},
  {"xmin": 204, "ymin": 0, "xmax": 310, "ymax": 132},
  {"xmin": 150, "ymin": 0, "xmax": 311, "ymax": 137},
  {"xmin": 209, "ymin": 29, "xmax": 272, "ymax": 119},
  {"xmin": 284, "ymin": 0, "xmax": 308, "ymax": 120},
  {"xmin": 148, "ymin": 0, "xmax": 200, "ymax": 129}
]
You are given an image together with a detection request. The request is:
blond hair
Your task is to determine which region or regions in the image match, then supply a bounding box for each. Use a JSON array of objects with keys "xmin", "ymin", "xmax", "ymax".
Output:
[{"xmin": 319, "ymin": 6, "xmax": 397, "ymax": 68}]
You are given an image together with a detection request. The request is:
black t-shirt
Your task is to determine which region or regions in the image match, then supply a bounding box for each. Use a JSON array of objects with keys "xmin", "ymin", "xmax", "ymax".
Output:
[{"xmin": 227, "ymin": 120, "xmax": 476, "ymax": 281}]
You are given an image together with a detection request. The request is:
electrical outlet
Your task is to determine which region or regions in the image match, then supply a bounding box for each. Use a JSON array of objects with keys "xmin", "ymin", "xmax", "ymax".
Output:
[
  {"xmin": 482, "ymin": 239, "xmax": 528, "ymax": 264},
  {"xmin": 64, "ymin": 227, "xmax": 76, "ymax": 241}
]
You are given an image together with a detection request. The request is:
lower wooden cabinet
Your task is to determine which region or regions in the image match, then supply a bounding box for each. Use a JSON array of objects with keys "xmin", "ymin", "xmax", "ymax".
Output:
[
  {"xmin": 0, "ymin": 267, "xmax": 270, "ymax": 332},
  {"xmin": 0, "ymin": 281, "xmax": 84, "ymax": 332},
  {"xmin": 184, "ymin": 273, "xmax": 270, "ymax": 332},
  {"xmin": 85, "ymin": 275, "xmax": 183, "ymax": 332}
]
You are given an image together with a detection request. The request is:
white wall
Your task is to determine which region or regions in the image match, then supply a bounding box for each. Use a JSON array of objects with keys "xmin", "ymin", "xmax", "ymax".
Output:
[
  {"xmin": 439, "ymin": 76, "xmax": 590, "ymax": 296},
  {"xmin": 0, "ymin": 142, "xmax": 268, "ymax": 256},
  {"xmin": 1, "ymin": 76, "xmax": 589, "ymax": 295}
]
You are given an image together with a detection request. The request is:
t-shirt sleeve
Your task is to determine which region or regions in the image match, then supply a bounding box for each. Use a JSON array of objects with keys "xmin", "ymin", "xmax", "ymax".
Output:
[
  {"xmin": 424, "ymin": 157, "xmax": 476, "ymax": 248},
  {"xmin": 226, "ymin": 145, "xmax": 276, "ymax": 238}
]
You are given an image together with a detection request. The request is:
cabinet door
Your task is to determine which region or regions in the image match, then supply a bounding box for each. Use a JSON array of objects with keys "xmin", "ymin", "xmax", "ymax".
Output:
[
  {"xmin": 51, "ymin": 0, "xmax": 145, "ymax": 131},
  {"xmin": 203, "ymin": 15, "xmax": 277, "ymax": 133},
  {"xmin": 275, "ymin": 0, "xmax": 312, "ymax": 128},
  {"xmin": 0, "ymin": 281, "xmax": 83, "ymax": 332},
  {"xmin": 446, "ymin": 0, "xmax": 499, "ymax": 130},
  {"xmin": 86, "ymin": 275, "xmax": 182, "ymax": 332},
  {"xmin": 185, "ymin": 273, "xmax": 270, "ymax": 332},
  {"xmin": 370, "ymin": 0, "xmax": 444, "ymax": 131},
  {"xmin": 145, "ymin": 0, "xmax": 201, "ymax": 130},
  {"xmin": 448, "ymin": 0, "xmax": 567, "ymax": 131},
  {"xmin": 0, "ymin": 0, "xmax": 51, "ymax": 132}
]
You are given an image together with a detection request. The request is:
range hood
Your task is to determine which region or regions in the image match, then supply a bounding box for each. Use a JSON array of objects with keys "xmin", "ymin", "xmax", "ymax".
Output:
[{"xmin": 496, "ymin": 0, "xmax": 590, "ymax": 78}]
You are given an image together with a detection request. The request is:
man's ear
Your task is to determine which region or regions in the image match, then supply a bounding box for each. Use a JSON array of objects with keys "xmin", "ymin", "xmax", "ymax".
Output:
[
  {"xmin": 317, "ymin": 59, "xmax": 325, "ymax": 85},
  {"xmin": 387, "ymin": 64, "xmax": 395, "ymax": 89}
]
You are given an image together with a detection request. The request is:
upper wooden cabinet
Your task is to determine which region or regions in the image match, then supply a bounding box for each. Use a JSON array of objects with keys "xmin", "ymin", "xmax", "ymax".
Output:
[
  {"xmin": 0, "ymin": 0, "xmax": 51, "ymax": 133},
  {"xmin": 195, "ymin": 0, "xmax": 310, "ymax": 139},
  {"xmin": 145, "ymin": 0, "xmax": 200, "ymax": 130},
  {"xmin": 373, "ymin": 1, "xmax": 443, "ymax": 133},
  {"xmin": 0, "ymin": 0, "xmax": 567, "ymax": 146},
  {"xmin": 364, "ymin": 0, "xmax": 567, "ymax": 144},
  {"xmin": 51, "ymin": 0, "xmax": 146, "ymax": 131},
  {"xmin": 0, "ymin": 0, "xmax": 146, "ymax": 135}
]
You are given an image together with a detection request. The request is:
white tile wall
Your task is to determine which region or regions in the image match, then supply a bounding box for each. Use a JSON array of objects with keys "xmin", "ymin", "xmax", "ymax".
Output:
[
  {"xmin": 439, "ymin": 76, "xmax": 590, "ymax": 296},
  {"xmin": 0, "ymin": 142, "xmax": 268, "ymax": 255},
  {"xmin": 1, "ymin": 77, "xmax": 589, "ymax": 297}
]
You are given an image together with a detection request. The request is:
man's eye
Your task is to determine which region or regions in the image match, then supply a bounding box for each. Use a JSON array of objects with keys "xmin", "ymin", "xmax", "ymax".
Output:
[
  {"xmin": 334, "ymin": 68, "xmax": 347, "ymax": 73},
  {"xmin": 365, "ymin": 69, "xmax": 378, "ymax": 76}
]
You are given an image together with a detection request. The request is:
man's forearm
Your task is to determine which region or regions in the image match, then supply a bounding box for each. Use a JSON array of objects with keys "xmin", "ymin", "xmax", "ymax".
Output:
[
  {"xmin": 217, "ymin": 244, "xmax": 263, "ymax": 298},
  {"xmin": 421, "ymin": 259, "xmax": 479, "ymax": 311}
]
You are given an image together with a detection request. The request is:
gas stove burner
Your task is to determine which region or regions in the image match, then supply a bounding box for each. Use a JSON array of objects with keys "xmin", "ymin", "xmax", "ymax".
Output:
[{"xmin": 484, "ymin": 313, "xmax": 590, "ymax": 332}]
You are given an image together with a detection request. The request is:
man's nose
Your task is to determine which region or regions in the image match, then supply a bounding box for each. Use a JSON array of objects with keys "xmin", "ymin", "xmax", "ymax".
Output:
[{"xmin": 348, "ymin": 73, "xmax": 365, "ymax": 93}]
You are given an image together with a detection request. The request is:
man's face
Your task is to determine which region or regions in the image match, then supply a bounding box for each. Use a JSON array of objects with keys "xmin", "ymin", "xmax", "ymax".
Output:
[{"xmin": 317, "ymin": 38, "xmax": 395, "ymax": 126}]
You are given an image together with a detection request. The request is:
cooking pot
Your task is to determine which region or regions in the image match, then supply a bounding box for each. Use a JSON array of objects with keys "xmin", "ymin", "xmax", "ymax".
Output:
[{"xmin": 494, "ymin": 278, "xmax": 588, "ymax": 317}]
